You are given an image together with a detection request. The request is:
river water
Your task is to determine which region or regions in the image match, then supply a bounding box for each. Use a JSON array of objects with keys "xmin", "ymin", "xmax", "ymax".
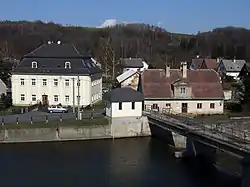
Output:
[{"xmin": 0, "ymin": 137, "xmax": 241, "ymax": 187}]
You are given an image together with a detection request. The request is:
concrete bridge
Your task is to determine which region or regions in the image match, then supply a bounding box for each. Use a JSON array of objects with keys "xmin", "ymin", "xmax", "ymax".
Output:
[{"xmin": 143, "ymin": 111, "xmax": 250, "ymax": 187}]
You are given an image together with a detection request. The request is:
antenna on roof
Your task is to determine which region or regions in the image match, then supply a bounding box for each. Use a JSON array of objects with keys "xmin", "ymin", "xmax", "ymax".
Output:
[
  {"xmin": 48, "ymin": 41, "xmax": 52, "ymax": 44},
  {"xmin": 57, "ymin": 41, "xmax": 61, "ymax": 45}
]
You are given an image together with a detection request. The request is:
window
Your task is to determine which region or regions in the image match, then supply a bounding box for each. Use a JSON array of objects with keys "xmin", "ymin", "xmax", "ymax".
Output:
[
  {"xmin": 31, "ymin": 79, "xmax": 36, "ymax": 86},
  {"xmin": 65, "ymin": 61, "xmax": 71, "ymax": 69},
  {"xmin": 210, "ymin": 103, "xmax": 215, "ymax": 109},
  {"xmin": 20, "ymin": 94, "xmax": 25, "ymax": 101},
  {"xmin": 152, "ymin": 103, "xmax": 158, "ymax": 109},
  {"xmin": 65, "ymin": 79, "xmax": 69, "ymax": 86},
  {"xmin": 54, "ymin": 95, "xmax": 59, "ymax": 102},
  {"xmin": 42, "ymin": 79, "xmax": 47, "ymax": 86},
  {"xmin": 65, "ymin": 95, "xmax": 70, "ymax": 102},
  {"xmin": 180, "ymin": 87, "xmax": 186, "ymax": 94},
  {"xmin": 32, "ymin": 94, "xmax": 36, "ymax": 102},
  {"xmin": 197, "ymin": 103, "xmax": 202, "ymax": 109},
  {"xmin": 166, "ymin": 103, "xmax": 171, "ymax": 108},
  {"xmin": 20, "ymin": 78, "xmax": 24, "ymax": 85},
  {"xmin": 54, "ymin": 79, "xmax": 58, "ymax": 86},
  {"xmin": 132, "ymin": 102, "xmax": 135, "ymax": 110},
  {"xmin": 32, "ymin": 61, "xmax": 38, "ymax": 68},
  {"xmin": 119, "ymin": 102, "xmax": 122, "ymax": 110}
]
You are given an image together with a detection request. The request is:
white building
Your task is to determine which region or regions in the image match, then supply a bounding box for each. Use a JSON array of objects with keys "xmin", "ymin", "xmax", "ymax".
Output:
[
  {"xmin": 11, "ymin": 41, "xmax": 102, "ymax": 107},
  {"xmin": 141, "ymin": 62, "xmax": 225, "ymax": 115},
  {"xmin": 217, "ymin": 59, "xmax": 246, "ymax": 80},
  {"xmin": 103, "ymin": 87, "xmax": 144, "ymax": 118},
  {"xmin": 116, "ymin": 58, "xmax": 148, "ymax": 90},
  {"xmin": 103, "ymin": 87, "xmax": 151, "ymax": 138}
]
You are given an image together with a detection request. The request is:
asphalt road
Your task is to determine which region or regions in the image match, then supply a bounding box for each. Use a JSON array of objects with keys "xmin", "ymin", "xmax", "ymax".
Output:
[{"xmin": 0, "ymin": 109, "xmax": 105, "ymax": 125}]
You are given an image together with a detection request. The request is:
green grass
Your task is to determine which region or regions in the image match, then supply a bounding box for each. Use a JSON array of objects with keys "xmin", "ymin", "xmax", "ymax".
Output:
[{"xmin": 0, "ymin": 117, "xmax": 109, "ymax": 130}]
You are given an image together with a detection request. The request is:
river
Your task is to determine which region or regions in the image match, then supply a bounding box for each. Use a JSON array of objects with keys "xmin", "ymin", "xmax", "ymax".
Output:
[{"xmin": 0, "ymin": 137, "xmax": 241, "ymax": 187}]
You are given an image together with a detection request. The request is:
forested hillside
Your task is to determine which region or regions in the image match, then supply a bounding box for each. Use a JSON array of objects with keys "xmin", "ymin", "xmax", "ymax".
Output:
[{"xmin": 0, "ymin": 21, "xmax": 250, "ymax": 69}]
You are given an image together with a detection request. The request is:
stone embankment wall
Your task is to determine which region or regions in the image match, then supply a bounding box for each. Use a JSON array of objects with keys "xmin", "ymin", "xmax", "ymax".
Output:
[{"xmin": 0, "ymin": 116, "xmax": 151, "ymax": 143}]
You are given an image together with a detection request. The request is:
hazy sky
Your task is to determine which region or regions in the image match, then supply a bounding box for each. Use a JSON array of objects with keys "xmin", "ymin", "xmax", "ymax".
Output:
[{"xmin": 1, "ymin": 0, "xmax": 249, "ymax": 33}]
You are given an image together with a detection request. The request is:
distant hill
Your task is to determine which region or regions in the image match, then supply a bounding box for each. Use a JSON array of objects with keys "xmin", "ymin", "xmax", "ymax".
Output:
[{"xmin": 0, "ymin": 21, "xmax": 249, "ymax": 70}]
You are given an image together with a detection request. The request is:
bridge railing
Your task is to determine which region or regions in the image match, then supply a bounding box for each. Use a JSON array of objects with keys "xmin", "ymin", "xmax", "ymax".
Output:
[{"xmin": 143, "ymin": 110, "xmax": 250, "ymax": 150}]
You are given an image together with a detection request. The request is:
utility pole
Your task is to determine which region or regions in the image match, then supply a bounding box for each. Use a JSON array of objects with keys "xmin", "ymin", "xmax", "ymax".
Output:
[
  {"xmin": 77, "ymin": 75, "xmax": 80, "ymax": 120},
  {"xmin": 72, "ymin": 77, "xmax": 75, "ymax": 113},
  {"xmin": 112, "ymin": 50, "xmax": 115, "ymax": 81}
]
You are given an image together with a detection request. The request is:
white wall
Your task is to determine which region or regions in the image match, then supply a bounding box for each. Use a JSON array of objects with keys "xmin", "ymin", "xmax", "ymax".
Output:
[
  {"xmin": 145, "ymin": 100, "xmax": 224, "ymax": 115},
  {"xmin": 91, "ymin": 75, "xmax": 102, "ymax": 104},
  {"xmin": 226, "ymin": 72, "xmax": 240, "ymax": 80},
  {"xmin": 105, "ymin": 101, "xmax": 142, "ymax": 118},
  {"xmin": 223, "ymin": 90, "xmax": 232, "ymax": 100},
  {"xmin": 11, "ymin": 74, "xmax": 102, "ymax": 106}
]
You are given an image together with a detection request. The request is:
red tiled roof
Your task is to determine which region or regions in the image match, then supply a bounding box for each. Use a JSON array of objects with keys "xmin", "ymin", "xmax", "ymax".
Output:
[
  {"xmin": 142, "ymin": 69, "xmax": 224, "ymax": 99},
  {"xmin": 205, "ymin": 59, "xmax": 219, "ymax": 70}
]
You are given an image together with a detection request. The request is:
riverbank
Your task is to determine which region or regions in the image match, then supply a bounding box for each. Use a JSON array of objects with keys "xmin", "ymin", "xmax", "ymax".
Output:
[{"xmin": 0, "ymin": 116, "xmax": 151, "ymax": 143}]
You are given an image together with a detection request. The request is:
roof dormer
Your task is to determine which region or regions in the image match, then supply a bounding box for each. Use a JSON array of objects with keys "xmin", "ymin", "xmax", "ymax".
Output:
[
  {"xmin": 32, "ymin": 61, "xmax": 38, "ymax": 68},
  {"xmin": 65, "ymin": 61, "xmax": 71, "ymax": 69}
]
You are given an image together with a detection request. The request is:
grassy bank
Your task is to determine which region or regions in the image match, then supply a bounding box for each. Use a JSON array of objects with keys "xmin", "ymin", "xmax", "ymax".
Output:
[{"xmin": 0, "ymin": 117, "xmax": 109, "ymax": 130}]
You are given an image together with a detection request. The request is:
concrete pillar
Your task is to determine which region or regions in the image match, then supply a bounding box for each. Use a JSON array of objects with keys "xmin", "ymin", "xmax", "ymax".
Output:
[
  {"xmin": 172, "ymin": 132, "xmax": 187, "ymax": 149},
  {"xmin": 186, "ymin": 137, "xmax": 216, "ymax": 165},
  {"xmin": 241, "ymin": 155, "xmax": 250, "ymax": 187}
]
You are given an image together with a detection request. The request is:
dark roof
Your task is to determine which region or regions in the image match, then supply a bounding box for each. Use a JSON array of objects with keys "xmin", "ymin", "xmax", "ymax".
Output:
[
  {"xmin": 142, "ymin": 69, "xmax": 224, "ymax": 99},
  {"xmin": 191, "ymin": 59, "xmax": 203, "ymax": 69},
  {"xmin": 103, "ymin": 87, "xmax": 144, "ymax": 102},
  {"xmin": 12, "ymin": 42, "xmax": 102, "ymax": 75},
  {"xmin": 120, "ymin": 58, "xmax": 144, "ymax": 68}
]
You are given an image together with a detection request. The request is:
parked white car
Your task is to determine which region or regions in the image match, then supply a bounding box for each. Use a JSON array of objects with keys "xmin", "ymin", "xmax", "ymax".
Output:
[{"xmin": 48, "ymin": 106, "xmax": 68, "ymax": 113}]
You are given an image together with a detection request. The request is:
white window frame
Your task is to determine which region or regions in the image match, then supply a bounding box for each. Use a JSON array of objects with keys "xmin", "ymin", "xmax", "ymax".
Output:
[
  {"xmin": 65, "ymin": 79, "xmax": 70, "ymax": 87},
  {"xmin": 54, "ymin": 95, "xmax": 59, "ymax": 102},
  {"xmin": 42, "ymin": 79, "xmax": 47, "ymax": 86},
  {"xmin": 65, "ymin": 61, "xmax": 71, "ymax": 69},
  {"xmin": 65, "ymin": 95, "xmax": 70, "ymax": 102},
  {"xmin": 54, "ymin": 79, "xmax": 58, "ymax": 86},
  {"xmin": 20, "ymin": 94, "xmax": 25, "ymax": 101},
  {"xmin": 180, "ymin": 87, "xmax": 186, "ymax": 94},
  {"xmin": 32, "ymin": 94, "xmax": 36, "ymax": 102},
  {"xmin": 20, "ymin": 78, "xmax": 24, "ymax": 86},
  {"xmin": 31, "ymin": 78, "xmax": 36, "ymax": 86},
  {"xmin": 32, "ymin": 61, "xmax": 38, "ymax": 68}
]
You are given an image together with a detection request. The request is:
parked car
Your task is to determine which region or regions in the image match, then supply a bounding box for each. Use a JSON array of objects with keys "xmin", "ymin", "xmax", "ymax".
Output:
[{"xmin": 47, "ymin": 105, "xmax": 68, "ymax": 113}]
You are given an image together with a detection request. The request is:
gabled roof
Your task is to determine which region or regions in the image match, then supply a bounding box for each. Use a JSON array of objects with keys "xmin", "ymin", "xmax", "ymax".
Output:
[
  {"xmin": 141, "ymin": 69, "xmax": 224, "ymax": 99},
  {"xmin": 191, "ymin": 59, "xmax": 203, "ymax": 69},
  {"xmin": 103, "ymin": 87, "xmax": 144, "ymax": 102},
  {"xmin": 12, "ymin": 42, "xmax": 102, "ymax": 75},
  {"xmin": 120, "ymin": 58, "xmax": 144, "ymax": 68},
  {"xmin": 204, "ymin": 59, "xmax": 218, "ymax": 70},
  {"xmin": 24, "ymin": 43, "xmax": 83, "ymax": 58},
  {"xmin": 221, "ymin": 59, "xmax": 246, "ymax": 72}
]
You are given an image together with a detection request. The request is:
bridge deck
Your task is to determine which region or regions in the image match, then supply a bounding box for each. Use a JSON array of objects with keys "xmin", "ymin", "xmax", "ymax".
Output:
[{"xmin": 144, "ymin": 111, "xmax": 250, "ymax": 157}]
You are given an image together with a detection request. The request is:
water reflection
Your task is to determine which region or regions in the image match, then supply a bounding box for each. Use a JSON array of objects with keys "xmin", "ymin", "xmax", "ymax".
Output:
[{"xmin": 0, "ymin": 138, "xmax": 241, "ymax": 187}]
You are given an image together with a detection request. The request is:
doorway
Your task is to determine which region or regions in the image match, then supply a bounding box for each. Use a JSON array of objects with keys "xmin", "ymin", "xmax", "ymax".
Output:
[
  {"xmin": 42, "ymin": 95, "xmax": 48, "ymax": 106},
  {"xmin": 181, "ymin": 103, "xmax": 188, "ymax": 113}
]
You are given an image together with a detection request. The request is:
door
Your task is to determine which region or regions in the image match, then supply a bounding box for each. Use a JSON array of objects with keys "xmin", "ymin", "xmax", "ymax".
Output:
[
  {"xmin": 42, "ymin": 95, "xmax": 48, "ymax": 106},
  {"xmin": 181, "ymin": 103, "xmax": 188, "ymax": 113}
]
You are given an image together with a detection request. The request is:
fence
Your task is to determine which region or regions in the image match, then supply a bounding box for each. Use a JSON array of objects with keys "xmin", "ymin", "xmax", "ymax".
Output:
[
  {"xmin": 144, "ymin": 110, "xmax": 250, "ymax": 152},
  {"xmin": 0, "ymin": 111, "xmax": 102, "ymax": 125}
]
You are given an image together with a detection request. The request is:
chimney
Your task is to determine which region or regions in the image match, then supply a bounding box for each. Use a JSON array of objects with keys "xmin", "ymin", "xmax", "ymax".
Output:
[
  {"xmin": 216, "ymin": 58, "xmax": 220, "ymax": 63},
  {"xmin": 182, "ymin": 62, "xmax": 187, "ymax": 78},
  {"xmin": 166, "ymin": 65, "xmax": 170, "ymax": 77}
]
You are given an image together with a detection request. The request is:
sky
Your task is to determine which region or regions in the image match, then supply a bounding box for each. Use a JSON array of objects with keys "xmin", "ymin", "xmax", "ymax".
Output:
[{"xmin": 0, "ymin": 0, "xmax": 249, "ymax": 34}]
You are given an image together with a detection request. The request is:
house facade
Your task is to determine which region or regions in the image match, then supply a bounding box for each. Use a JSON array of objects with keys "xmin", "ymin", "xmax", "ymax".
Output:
[
  {"xmin": 141, "ymin": 62, "xmax": 224, "ymax": 115},
  {"xmin": 11, "ymin": 41, "xmax": 102, "ymax": 106},
  {"xmin": 217, "ymin": 59, "xmax": 246, "ymax": 79},
  {"xmin": 103, "ymin": 87, "xmax": 144, "ymax": 118}
]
